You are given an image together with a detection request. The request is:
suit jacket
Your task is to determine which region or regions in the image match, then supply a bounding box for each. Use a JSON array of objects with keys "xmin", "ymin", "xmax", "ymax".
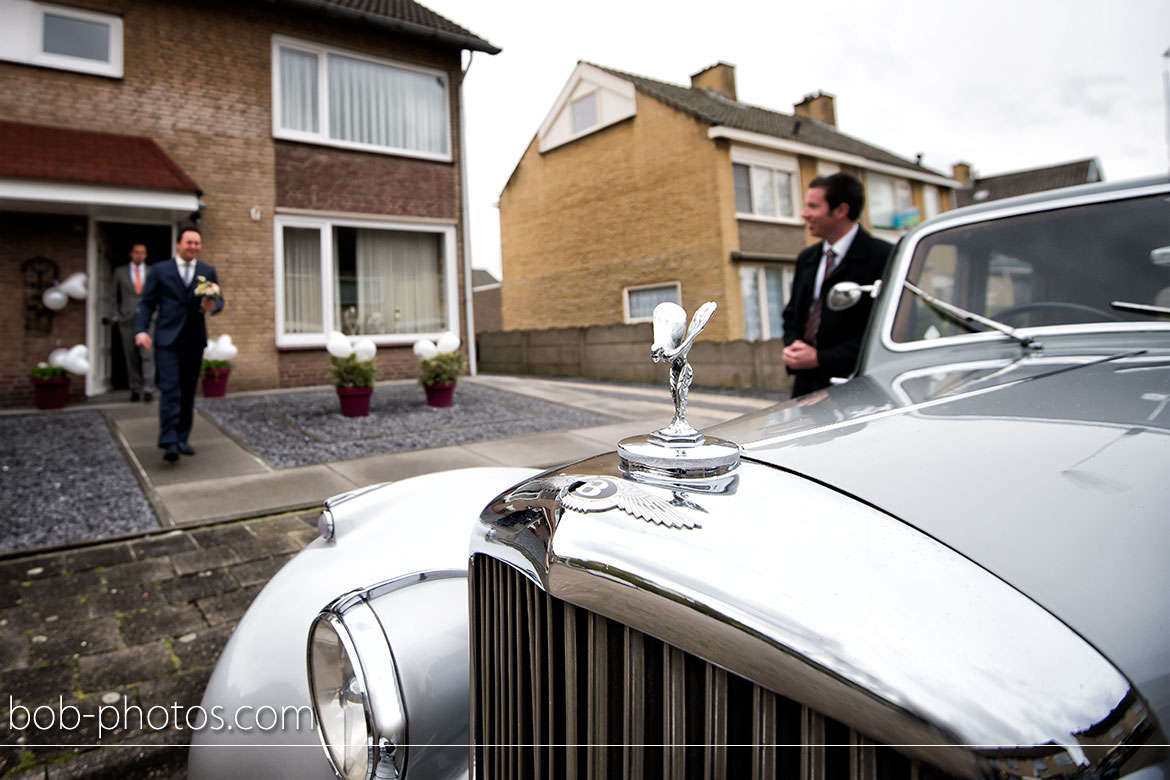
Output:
[
  {"xmin": 781, "ymin": 227, "xmax": 892, "ymax": 390},
  {"xmin": 135, "ymin": 257, "xmax": 223, "ymax": 348},
  {"xmin": 112, "ymin": 262, "xmax": 148, "ymax": 324}
]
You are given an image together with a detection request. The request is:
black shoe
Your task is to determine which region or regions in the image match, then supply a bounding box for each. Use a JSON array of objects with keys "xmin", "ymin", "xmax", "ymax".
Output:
[
  {"xmin": 177, "ymin": 442, "xmax": 195, "ymax": 456},
  {"xmin": 129, "ymin": 391, "xmax": 140, "ymax": 402},
  {"xmin": 164, "ymin": 445, "xmax": 180, "ymax": 462},
  {"xmin": 143, "ymin": 391, "xmax": 153, "ymax": 402}
]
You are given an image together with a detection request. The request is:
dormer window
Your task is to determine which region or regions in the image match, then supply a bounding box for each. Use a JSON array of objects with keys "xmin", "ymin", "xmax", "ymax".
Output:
[{"xmin": 571, "ymin": 93, "xmax": 598, "ymax": 133}]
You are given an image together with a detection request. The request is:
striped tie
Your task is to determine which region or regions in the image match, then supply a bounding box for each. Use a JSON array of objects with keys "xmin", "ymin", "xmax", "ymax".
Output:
[{"xmin": 804, "ymin": 248, "xmax": 839, "ymax": 345}]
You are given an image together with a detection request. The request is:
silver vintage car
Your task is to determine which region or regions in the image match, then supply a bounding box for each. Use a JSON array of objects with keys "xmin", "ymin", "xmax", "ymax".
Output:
[{"xmin": 189, "ymin": 174, "xmax": 1170, "ymax": 779}]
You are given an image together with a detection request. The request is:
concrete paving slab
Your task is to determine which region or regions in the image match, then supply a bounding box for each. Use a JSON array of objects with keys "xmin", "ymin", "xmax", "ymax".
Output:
[
  {"xmin": 461, "ymin": 430, "xmax": 610, "ymax": 469},
  {"xmin": 327, "ymin": 444, "xmax": 501, "ymax": 485},
  {"xmin": 156, "ymin": 466, "xmax": 358, "ymax": 526}
]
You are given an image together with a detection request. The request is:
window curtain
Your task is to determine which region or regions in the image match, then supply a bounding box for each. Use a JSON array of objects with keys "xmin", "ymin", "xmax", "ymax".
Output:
[
  {"xmin": 279, "ymin": 48, "xmax": 318, "ymax": 133},
  {"xmin": 740, "ymin": 267, "xmax": 762, "ymax": 341},
  {"xmin": 627, "ymin": 286, "xmax": 679, "ymax": 320},
  {"xmin": 283, "ymin": 227, "xmax": 322, "ymax": 333},
  {"xmin": 355, "ymin": 230, "xmax": 443, "ymax": 334},
  {"xmin": 328, "ymin": 54, "xmax": 447, "ymax": 154}
]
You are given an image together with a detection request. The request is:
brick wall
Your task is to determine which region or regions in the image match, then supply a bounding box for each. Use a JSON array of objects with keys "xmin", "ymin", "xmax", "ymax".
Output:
[
  {"xmin": 0, "ymin": 0, "xmax": 468, "ymax": 406},
  {"xmin": 0, "ymin": 215, "xmax": 91, "ymax": 407},
  {"xmin": 499, "ymin": 95, "xmax": 739, "ymax": 340},
  {"xmin": 277, "ymin": 345, "xmax": 422, "ymax": 388},
  {"xmin": 478, "ymin": 325, "xmax": 793, "ymax": 392}
]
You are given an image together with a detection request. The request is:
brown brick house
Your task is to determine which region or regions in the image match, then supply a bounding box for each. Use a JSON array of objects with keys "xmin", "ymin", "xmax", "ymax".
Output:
[
  {"xmin": 498, "ymin": 62, "xmax": 961, "ymax": 342},
  {"xmin": 0, "ymin": 0, "xmax": 497, "ymax": 406}
]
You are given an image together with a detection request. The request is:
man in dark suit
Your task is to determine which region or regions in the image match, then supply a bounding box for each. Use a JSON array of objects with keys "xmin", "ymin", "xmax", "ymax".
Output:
[
  {"xmin": 782, "ymin": 173, "xmax": 892, "ymax": 397},
  {"xmin": 112, "ymin": 243, "xmax": 154, "ymax": 402},
  {"xmin": 135, "ymin": 227, "xmax": 223, "ymax": 462}
]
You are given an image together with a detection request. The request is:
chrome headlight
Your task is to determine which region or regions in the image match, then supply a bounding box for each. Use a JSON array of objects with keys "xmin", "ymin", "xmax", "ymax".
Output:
[
  {"xmin": 307, "ymin": 570, "xmax": 470, "ymax": 780},
  {"xmin": 308, "ymin": 602, "xmax": 405, "ymax": 780}
]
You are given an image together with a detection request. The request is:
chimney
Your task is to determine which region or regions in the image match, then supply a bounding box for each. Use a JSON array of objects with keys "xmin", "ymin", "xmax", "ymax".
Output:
[
  {"xmin": 793, "ymin": 91, "xmax": 836, "ymax": 127},
  {"xmin": 690, "ymin": 62, "xmax": 737, "ymax": 101},
  {"xmin": 952, "ymin": 162, "xmax": 972, "ymax": 185}
]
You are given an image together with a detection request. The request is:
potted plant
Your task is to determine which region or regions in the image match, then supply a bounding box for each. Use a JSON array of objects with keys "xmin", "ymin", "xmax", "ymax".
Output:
[
  {"xmin": 29, "ymin": 344, "xmax": 90, "ymax": 410},
  {"xmin": 327, "ymin": 331, "xmax": 377, "ymax": 417},
  {"xmin": 28, "ymin": 363, "xmax": 71, "ymax": 410},
  {"xmin": 413, "ymin": 332, "xmax": 465, "ymax": 408},
  {"xmin": 201, "ymin": 334, "xmax": 238, "ymax": 397}
]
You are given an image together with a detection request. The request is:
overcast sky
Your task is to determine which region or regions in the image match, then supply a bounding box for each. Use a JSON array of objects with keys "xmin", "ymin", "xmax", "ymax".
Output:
[{"xmin": 423, "ymin": 0, "xmax": 1170, "ymax": 279}]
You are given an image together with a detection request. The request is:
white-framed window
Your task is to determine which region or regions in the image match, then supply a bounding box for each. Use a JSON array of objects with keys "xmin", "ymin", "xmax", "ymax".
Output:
[
  {"xmin": 0, "ymin": 0, "xmax": 122, "ymax": 78},
  {"xmin": 731, "ymin": 147, "xmax": 801, "ymax": 223},
  {"xmin": 867, "ymin": 172, "xmax": 915, "ymax": 229},
  {"xmin": 624, "ymin": 282, "xmax": 681, "ymax": 323},
  {"xmin": 275, "ymin": 215, "xmax": 459, "ymax": 347},
  {"xmin": 739, "ymin": 264, "xmax": 792, "ymax": 341},
  {"xmin": 272, "ymin": 36, "xmax": 451, "ymax": 161},
  {"xmin": 571, "ymin": 92, "xmax": 598, "ymax": 134}
]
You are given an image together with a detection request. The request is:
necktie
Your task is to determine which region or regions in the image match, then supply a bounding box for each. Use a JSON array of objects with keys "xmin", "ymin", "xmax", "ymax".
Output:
[
  {"xmin": 182, "ymin": 261, "xmax": 192, "ymax": 286},
  {"xmin": 133, "ymin": 264, "xmax": 142, "ymax": 295},
  {"xmin": 803, "ymin": 248, "xmax": 839, "ymax": 345}
]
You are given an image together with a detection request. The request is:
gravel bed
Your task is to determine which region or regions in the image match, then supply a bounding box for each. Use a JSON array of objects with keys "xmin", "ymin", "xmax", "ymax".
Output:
[
  {"xmin": 0, "ymin": 411, "xmax": 157, "ymax": 553},
  {"xmin": 199, "ymin": 382, "xmax": 618, "ymax": 468}
]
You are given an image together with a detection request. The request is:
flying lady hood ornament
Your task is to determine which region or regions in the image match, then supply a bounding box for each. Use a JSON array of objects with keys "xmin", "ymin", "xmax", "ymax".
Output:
[{"xmin": 617, "ymin": 301, "xmax": 741, "ymax": 478}]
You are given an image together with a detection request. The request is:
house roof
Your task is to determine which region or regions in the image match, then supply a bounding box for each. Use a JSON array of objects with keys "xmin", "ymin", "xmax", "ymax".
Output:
[
  {"xmin": 957, "ymin": 158, "xmax": 1102, "ymax": 206},
  {"xmin": 592, "ymin": 63, "xmax": 945, "ymax": 178},
  {"xmin": 277, "ymin": 0, "xmax": 500, "ymax": 54},
  {"xmin": 0, "ymin": 121, "xmax": 201, "ymax": 194},
  {"xmin": 472, "ymin": 268, "xmax": 500, "ymax": 288}
]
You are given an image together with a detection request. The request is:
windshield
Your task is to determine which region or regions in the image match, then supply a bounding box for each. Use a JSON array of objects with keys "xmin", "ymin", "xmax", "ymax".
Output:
[{"xmin": 891, "ymin": 192, "xmax": 1170, "ymax": 343}]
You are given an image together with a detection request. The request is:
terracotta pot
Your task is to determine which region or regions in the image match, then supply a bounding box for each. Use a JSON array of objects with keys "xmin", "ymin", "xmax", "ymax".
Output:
[
  {"xmin": 31, "ymin": 376, "xmax": 70, "ymax": 411},
  {"xmin": 423, "ymin": 381, "xmax": 456, "ymax": 408},
  {"xmin": 201, "ymin": 367, "xmax": 231, "ymax": 398},
  {"xmin": 337, "ymin": 386, "xmax": 373, "ymax": 417}
]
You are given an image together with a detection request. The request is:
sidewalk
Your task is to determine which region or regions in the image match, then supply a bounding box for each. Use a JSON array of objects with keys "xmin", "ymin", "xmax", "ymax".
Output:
[
  {"xmin": 0, "ymin": 375, "xmax": 776, "ymax": 778},
  {"xmin": 106, "ymin": 374, "xmax": 773, "ymax": 529}
]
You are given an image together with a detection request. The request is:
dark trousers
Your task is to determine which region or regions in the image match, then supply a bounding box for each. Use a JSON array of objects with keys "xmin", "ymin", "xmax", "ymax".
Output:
[{"xmin": 154, "ymin": 339, "xmax": 202, "ymax": 447}]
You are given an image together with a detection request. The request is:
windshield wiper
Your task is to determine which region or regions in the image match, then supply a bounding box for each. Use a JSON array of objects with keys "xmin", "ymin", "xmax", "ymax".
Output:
[
  {"xmin": 1110, "ymin": 300, "xmax": 1170, "ymax": 319},
  {"xmin": 903, "ymin": 281, "xmax": 1041, "ymax": 350}
]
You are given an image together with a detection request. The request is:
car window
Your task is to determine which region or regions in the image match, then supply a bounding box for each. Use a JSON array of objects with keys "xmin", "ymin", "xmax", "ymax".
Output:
[{"xmin": 892, "ymin": 193, "xmax": 1170, "ymax": 343}]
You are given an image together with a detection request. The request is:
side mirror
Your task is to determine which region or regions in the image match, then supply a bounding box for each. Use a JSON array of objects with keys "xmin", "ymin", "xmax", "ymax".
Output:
[{"xmin": 827, "ymin": 279, "xmax": 883, "ymax": 311}]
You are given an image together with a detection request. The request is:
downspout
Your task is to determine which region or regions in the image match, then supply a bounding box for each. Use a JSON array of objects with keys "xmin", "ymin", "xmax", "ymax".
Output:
[{"xmin": 459, "ymin": 50, "xmax": 478, "ymax": 375}]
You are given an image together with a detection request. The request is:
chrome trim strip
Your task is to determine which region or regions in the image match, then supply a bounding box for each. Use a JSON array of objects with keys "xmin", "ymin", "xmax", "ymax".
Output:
[{"xmin": 474, "ymin": 455, "xmax": 1154, "ymax": 778}]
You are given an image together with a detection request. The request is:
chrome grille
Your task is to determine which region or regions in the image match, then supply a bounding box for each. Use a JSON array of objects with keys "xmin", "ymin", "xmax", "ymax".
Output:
[{"xmin": 470, "ymin": 555, "xmax": 960, "ymax": 780}]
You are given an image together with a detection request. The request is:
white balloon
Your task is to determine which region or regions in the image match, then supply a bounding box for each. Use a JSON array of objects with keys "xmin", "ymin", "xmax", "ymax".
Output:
[
  {"xmin": 48, "ymin": 348, "xmax": 69, "ymax": 367},
  {"xmin": 216, "ymin": 334, "xmax": 234, "ymax": 348},
  {"xmin": 66, "ymin": 344, "xmax": 88, "ymax": 362},
  {"xmin": 43, "ymin": 287, "xmax": 68, "ymax": 311},
  {"xmin": 205, "ymin": 334, "xmax": 238, "ymax": 361},
  {"xmin": 203, "ymin": 340, "xmax": 217, "ymax": 360},
  {"xmin": 60, "ymin": 272, "xmax": 88, "ymax": 299},
  {"xmin": 61, "ymin": 356, "xmax": 89, "ymax": 375},
  {"xmin": 326, "ymin": 330, "xmax": 354, "ymax": 359},
  {"xmin": 352, "ymin": 338, "xmax": 377, "ymax": 362},
  {"xmin": 412, "ymin": 339, "xmax": 438, "ymax": 360},
  {"xmin": 436, "ymin": 331, "xmax": 461, "ymax": 354},
  {"xmin": 217, "ymin": 343, "xmax": 238, "ymax": 361}
]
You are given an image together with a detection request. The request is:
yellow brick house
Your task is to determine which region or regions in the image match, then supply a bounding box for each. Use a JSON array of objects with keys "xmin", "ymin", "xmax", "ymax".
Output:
[{"xmin": 498, "ymin": 61, "xmax": 962, "ymax": 342}]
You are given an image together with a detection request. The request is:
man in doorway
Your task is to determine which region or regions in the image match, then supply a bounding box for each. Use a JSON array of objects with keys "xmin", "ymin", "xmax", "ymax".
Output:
[
  {"xmin": 782, "ymin": 173, "xmax": 892, "ymax": 397},
  {"xmin": 112, "ymin": 243, "xmax": 154, "ymax": 402},
  {"xmin": 135, "ymin": 227, "xmax": 223, "ymax": 462}
]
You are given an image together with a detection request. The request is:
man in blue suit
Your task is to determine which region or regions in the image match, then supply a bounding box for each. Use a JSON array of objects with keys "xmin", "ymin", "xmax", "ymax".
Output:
[{"xmin": 135, "ymin": 227, "xmax": 224, "ymax": 462}]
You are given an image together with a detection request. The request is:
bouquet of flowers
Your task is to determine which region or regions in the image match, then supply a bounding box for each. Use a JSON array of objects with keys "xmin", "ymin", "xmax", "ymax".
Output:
[{"xmin": 195, "ymin": 275, "xmax": 221, "ymax": 301}]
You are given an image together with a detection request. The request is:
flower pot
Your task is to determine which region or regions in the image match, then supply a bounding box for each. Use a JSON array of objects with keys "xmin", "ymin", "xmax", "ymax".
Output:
[
  {"xmin": 202, "ymin": 367, "xmax": 231, "ymax": 398},
  {"xmin": 337, "ymin": 386, "xmax": 373, "ymax": 417},
  {"xmin": 423, "ymin": 381, "xmax": 456, "ymax": 408},
  {"xmin": 31, "ymin": 376, "xmax": 70, "ymax": 411}
]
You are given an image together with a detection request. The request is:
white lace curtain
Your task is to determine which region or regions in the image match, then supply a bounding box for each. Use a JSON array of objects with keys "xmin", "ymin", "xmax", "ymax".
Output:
[
  {"xmin": 279, "ymin": 48, "xmax": 318, "ymax": 133},
  {"xmin": 353, "ymin": 230, "xmax": 443, "ymax": 335},
  {"xmin": 328, "ymin": 53, "xmax": 447, "ymax": 154},
  {"xmin": 283, "ymin": 227, "xmax": 322, "ymax": 334}
]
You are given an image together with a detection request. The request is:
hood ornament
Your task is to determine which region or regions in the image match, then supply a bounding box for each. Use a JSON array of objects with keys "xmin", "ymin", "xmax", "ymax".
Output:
[{"xmin": 618, "ymin": 302, "xmax": 741, "ymax": 478}]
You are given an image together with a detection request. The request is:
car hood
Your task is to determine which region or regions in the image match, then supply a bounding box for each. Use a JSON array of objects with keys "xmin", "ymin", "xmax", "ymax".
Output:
[{"xmin": 710, "ymin": 349, "xmax": 1170, "ymax": 730}]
